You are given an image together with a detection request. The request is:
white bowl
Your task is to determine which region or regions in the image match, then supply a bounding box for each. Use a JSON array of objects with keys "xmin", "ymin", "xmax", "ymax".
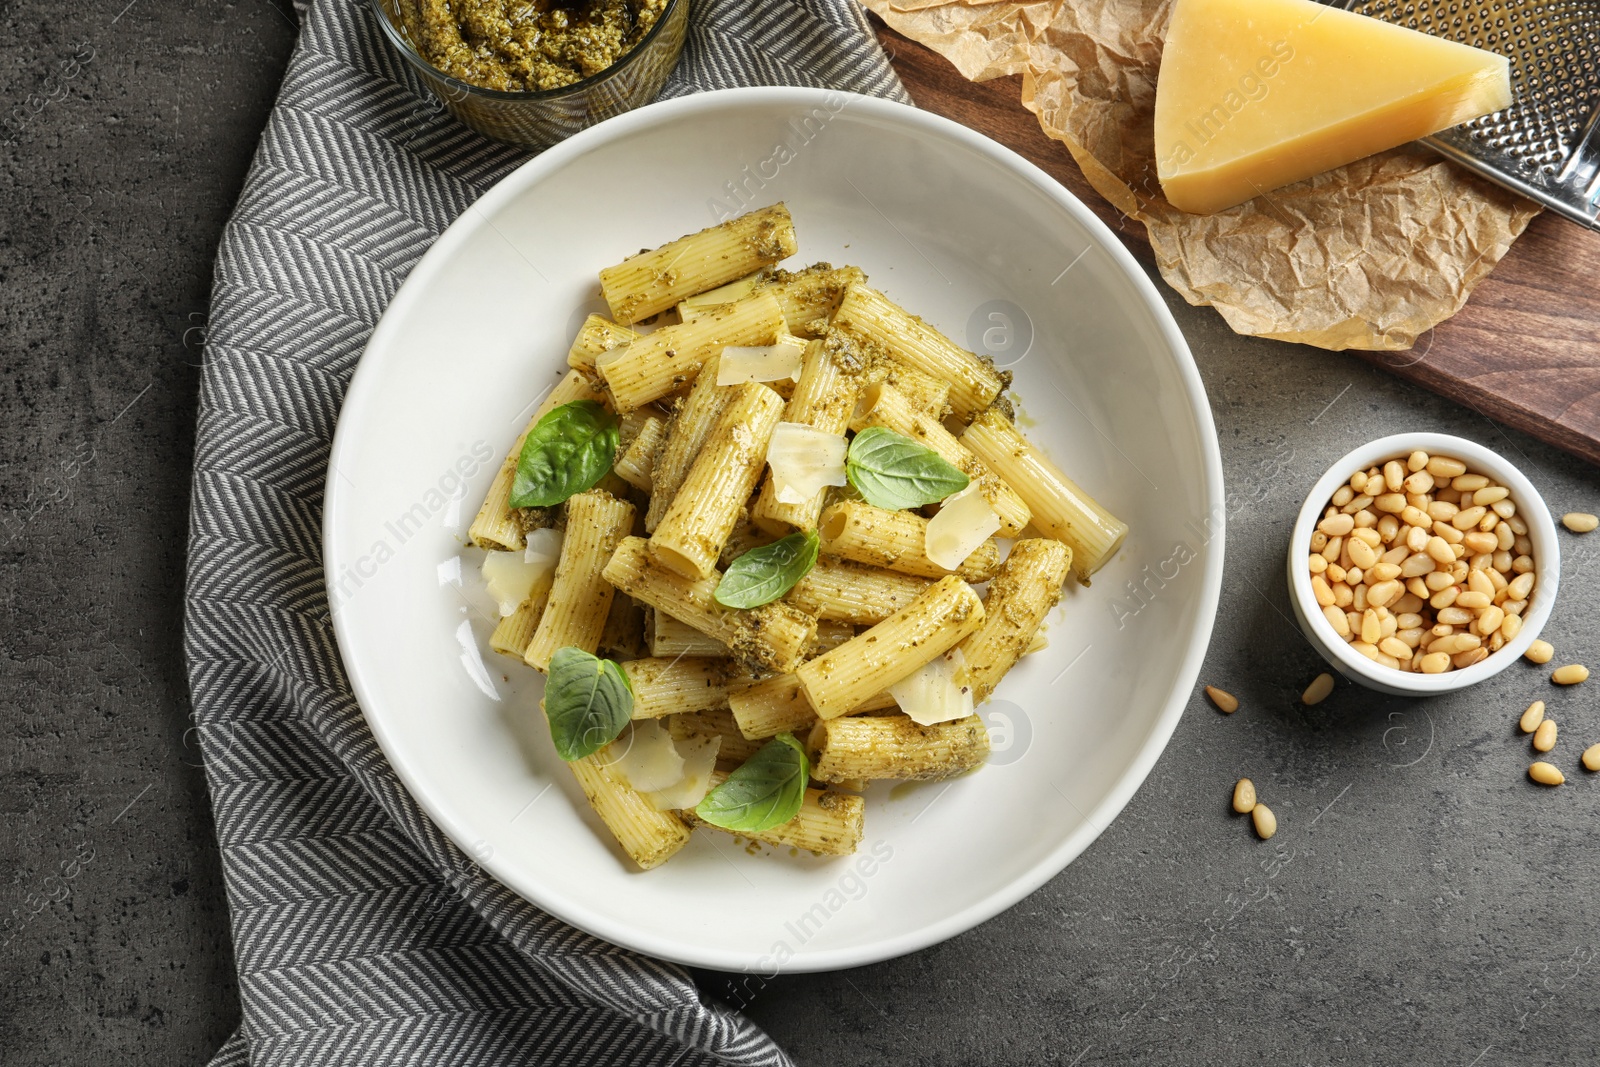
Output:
[
  {"xmin": 1287, "ymin": 432, "xmax": 1558, "ymax": 696},
  {"xmin": 323, "ymin": 87, "xmax": 1224, "ymax": 971}
]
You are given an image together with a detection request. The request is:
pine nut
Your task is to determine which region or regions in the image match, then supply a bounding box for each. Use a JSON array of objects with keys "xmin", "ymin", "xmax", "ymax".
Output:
[
  {"xmin": 1323, "ymin": 605, "xmax": 1351, "ymax": 636},
  {"xmin": 1402, "ymin": 505, "xmax": 1432, "ymax": 528},
  {"xmin": 1403, "ymin": 471, "xmax": 1434, "ymax": 495},
  {"xmin": 1308, "ymin": 553, "xmax": 1327, "ymax": 574},
  {"xmin": 1427, "ymin": 456, "xmax": 1467, "ymax": 478},
  {"xmin": 1500, "ymin": 614, "xmax": 1523, "ymax": 641},
  {"xmin": 1379, "ymin": 637, "xmax": 1413, "ymax": 660},
  {"xmin": 1322, "ymin": 536, "xmax": 1343, "ymax": 561},
  {"xmin": 1452, "ymin": 648, "xmax": 1488, "ymax": 669},
  {"xmin": 1251, "ymin": 803, "xmax": 1277, "ymax": 839},
  {"xmin": 1311, "ymin": 531, "xmax": 1329, "ymax": 551},
  {"xmin": 1232, "ymin": 778, "xmax": 1256, "ymax": 813},
  {"xmin": 1492, "ymin": 549, "xmax": 1513, "ymax": 572},
  {"xmin": 1424, "ymin": 570, "xmax": 1455, "ymax": 591},
  {"xmin": 1583, "ymin": 745, "xmax": 1600, "ymax": 772},
  {"xmin": 1373, "ymin": 493, "xmax": 1406, "ymax": 514},
  {"xmin": 1318, "ymin": 513, "xmax": 1355, "ymax": 537},
  {"xmin": 1405, "ymin": 525, "xmax": 1430, "ymax": 552},
  {"xmin": 1507, "ymin": 571, "xmax": 1535, "ymax": 601},
  {"xmin": 1359, "ymin": 609, "xmax": 1380, "ymax": 644},
  {"xmin": 1327, "ymin": 563, "xmax": 1347, "ymax": 584},
  {"xmin": 1407, "ymin": 450, "xmax": 1429, "ymax": 472},
  {"xmin": 1552, "ymin": 664, "xmax": 1589, "ymax": 686},
  {"xmin": 1312, "ymin": 576, "xmax": 1335, "ymax": 607},
  {"xmin": 1533, "ymin": 718, "xmax": 1558, "ymax": 752},
  {"xmin": 1377, "ymin": 515, "xmax": 1400, "ymax": 543},
  {"xmin": 1342, "ymin": 495, "xmax": 1372, "ymax": 514},
  {"xmin": 1462, "ymin": 531, "xmax": 1498, "ymax": 555},
  {"xmin": 1519, "ymin": 701, "xmax": 1545, "ymax": 733},
  {"xmin": 1455, "ymin": 592, "xmax": 1491, "ymax": 610},
  {"xmin": 1437, "ymin": 606, "xmax": 1472, "ymax": 626},
  {"xmin": 1348, "ymin": 538, "xmax": 1378, "ymax": 570},
  {"xmin": 1472, "ymin": 486, "xmax": 1509, "ymax": 506},
  {"xmin": 1495, "ymin": 524, "xmax": 1515, "ymax": 551},
  {"xmin": 1302, "ymin": 673, "xmax": 1335, "ymax": 705},
  {"xmin": 1205, "ymin": 685, "xmax": 1239, "ymax": 713},
  {"xmin": 1332, "ymin": 485, "xmax": 1354, "ymax": 507},
  {"xmin": 1368, "ymin": 562, "xmax": 1402, "ymax": 582},
  {"xmin": 1477, "ymin": 606, "xmax": 1505, "ymax": 636},
  {"xmin": 1366, "ymin": 580, "xmax": 1402, "ymax": 609},
  {"xmin": 1419, "ymin": 652, "xmax": 1451, "ymax": 673},
  {"xmin": 1562, "ymin": 512, "xmax": 1599, "ymax": 533},
  {"xmin": 1382, "ymin": 544, "xmax": 1409, "ymax": 566},
  {"xmin": 1424, "ymin": 537, "xmax": 1455, "ymax": 564},
  {"xmin": 1395, "ymin": 592, "xmax": 1425, "ymax": 614},
  {"xmin": 1452, "ymin": 474, "xmax": 1490, "ymax": 492},
  {"xmin": 1430, "ymin": 587, "xmax": 1459, "ymax": 610},
  {"xmin": 1529, "ymin": 762, "xmax": 1564, "ymax": 787},
  {"xmin": 1491, "ymin": 499, "xmax": 1517, "ymax": 519},
  {"xmin": 1452, "ymin": 506, "xmax": 1487, "ymax": 530},
  {"xmin": 1503, "ymin": 599, "xmax": 1527, "ymax": 617},
  {"xmin": 1354, "ymin": 510, "xmax": 1378, "ymax": 529},
  {"xmin": 1525, "ymin": 640, "xmax": 1554, "ymax": 664},
  {"xmin": 1350, "ymin": 470, "xmax": 1369, "ymax": 493}
]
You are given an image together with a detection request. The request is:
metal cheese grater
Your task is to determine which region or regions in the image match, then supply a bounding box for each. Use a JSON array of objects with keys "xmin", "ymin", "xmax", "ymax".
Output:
[{"xmin": 1335, "ymin": 0, "xmax": 1600, "ymax": 229}]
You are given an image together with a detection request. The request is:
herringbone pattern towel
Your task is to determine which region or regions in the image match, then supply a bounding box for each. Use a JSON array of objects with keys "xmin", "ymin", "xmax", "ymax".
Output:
[{"xmin": 183, "ymin": 0, "xmax": 908, "ymax": 1062}]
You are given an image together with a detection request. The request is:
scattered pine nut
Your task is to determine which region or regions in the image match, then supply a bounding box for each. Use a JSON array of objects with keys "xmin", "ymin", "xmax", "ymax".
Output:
[
  {"xmin": 1561, "ymin": 512, "xmax": 1599, "ymax": 533},
  {"xmin": 1533, "ymin": 718, "xmax": 1558, "ymax": 753},
  {"xmin": 1251, "ymin": 803, "xmax": 1277, "ymax": 839},
  {"xmin": 1525, "ymin": 640, "xmax": 1554, "ymax": 665},
  {"xmin": 1205, "ymin": 685, "xmax": 1239, "ymax": 713},
  {"xmin": 1519, "ymin": 701, "xmax": 1545, "ymax": 733},
  {"xmin": 1583, "ymin": 745, "xmax": 1600, "ymax": 773},
  {"xmin": 1528, "ymin": 762, "xmax": 1564, "ymax": 787},
  {"xmin": 1301, "ymin": 673, "xmax": 1335, "ymax": 705},
  {"xmin": 1551, "ymin": 664, "xmax": 1589, "ymax": 686},
  {"xmin": 1232, "ymin": 778, "xmax": 1257, "ymax": 813}
]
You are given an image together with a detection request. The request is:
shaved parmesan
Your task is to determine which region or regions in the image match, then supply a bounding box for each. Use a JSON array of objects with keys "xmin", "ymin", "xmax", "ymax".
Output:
[
  {"xmin": 643, "ymin": 733, "xmax": 721, "ymax": 811},
  {"xmin": 608, "ymin": 721, "xmax": 685, "ymax": 793},
  {"xmin": 677, "ymin": 273, "xmax": 763, "ymax": 322},
  {"xmin": 717, "ymin": 334, "xmax": 808, "ymax": 386},
  {"xmin": 889, "ymin": 648, "xmax": 974, "ymax": 726},
  {"xmin": 523, "ymin": 527, "xmax": 563, "ymax": 568},
  {"xmin": 925, "ymin": 483, "xmax": 1000, "ymax": 571},
  {"xmin": 481, "ymin": 549, "xmax": 550, "ymax": 617},
  {"xmin": 609, "ymin": 721, "xmax": 723, "ymax": 811},
  {"xmin": 767, "ymin": 422, "xmax": 848, "ymax": 504}
]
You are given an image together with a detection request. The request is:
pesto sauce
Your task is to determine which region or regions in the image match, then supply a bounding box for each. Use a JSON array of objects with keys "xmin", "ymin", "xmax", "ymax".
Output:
[{"xmin": 400, "ymin": 0, "xmax": 668, "ymax": 93}]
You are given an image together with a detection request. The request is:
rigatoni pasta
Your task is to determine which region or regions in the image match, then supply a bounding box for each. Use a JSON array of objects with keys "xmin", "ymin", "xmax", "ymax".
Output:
[{"xmin": 468, "ymin": 203, "xmax": 1128, "ymax": 870}]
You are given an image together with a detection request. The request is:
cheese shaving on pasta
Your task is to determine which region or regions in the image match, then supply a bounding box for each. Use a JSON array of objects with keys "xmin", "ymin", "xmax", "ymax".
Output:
[
  {"xmin": 716, "ymin": 334, "xmax": 808, "ymax": 386},
  {"xmin": 643, "ymin": 734, "xmax": 721, "ymax": 811},
  {"xmin": 611, "ymin": 721, "xmax": 722, "ymax": 810},
  {"xmin": 481, "ymin": 549, "xmax": 552, "ymax": 616},
  {"xmin": 888, "ymin": 648, "xmax": 974, "ymax": 726},
  {"xmin": 767, "ymin": 422, "xmax": 848, "ymax": 504},
  {"xmin": 925, "ymin": 484, "xmax": 1000, "ymax": 571}
]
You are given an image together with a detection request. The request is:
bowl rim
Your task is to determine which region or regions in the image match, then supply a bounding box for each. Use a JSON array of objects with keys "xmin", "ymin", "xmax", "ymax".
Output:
[
  {"xmin": 369, "ymin": 0, "xmax": 685, "ymax": 102},
  {"xmin": 323, "ymin": 86, "xmax": 1226, "ymax": 971},
  {"xmin": 1288, "ymin": 431, "xmax": 1559, "ymax": 695}
]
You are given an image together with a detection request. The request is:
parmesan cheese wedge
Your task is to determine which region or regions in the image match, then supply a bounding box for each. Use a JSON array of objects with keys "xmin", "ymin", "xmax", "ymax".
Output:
[
  {"xmin": 889, "ymin": 648, "xmax": 974, "ymax": 727},
  {"xmin": 925, "ymin": 484, "xmax": 1000, "ymax": 571},
  {"xmin": 1155, "ymin": 0, "xmax": 1513, "ymax": 214},
  {"xmin": 717, "ymin": 334, "xmax": 808, "ymax": 385},
  {"xmin": 766, "ymin": 422, "xmax": 848, "ymax": 504}
]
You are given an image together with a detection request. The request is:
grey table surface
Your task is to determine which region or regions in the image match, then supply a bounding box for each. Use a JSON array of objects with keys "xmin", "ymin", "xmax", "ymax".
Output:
[{"xmin": 4, "ymin": 4, "xmax": 1599, "ymax": 1066}]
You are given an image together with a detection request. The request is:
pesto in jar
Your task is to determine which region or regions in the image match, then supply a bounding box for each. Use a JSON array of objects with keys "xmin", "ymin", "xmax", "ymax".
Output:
[{"xmin": 399, "ymin": 0, "xmax": 669, "ymax": 93}]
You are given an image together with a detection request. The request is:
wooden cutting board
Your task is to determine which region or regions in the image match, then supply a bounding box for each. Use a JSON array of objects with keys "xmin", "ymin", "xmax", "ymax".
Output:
[{"xmin": 876, "ymin": 24, "xmax": 1600, "ymax": 466}]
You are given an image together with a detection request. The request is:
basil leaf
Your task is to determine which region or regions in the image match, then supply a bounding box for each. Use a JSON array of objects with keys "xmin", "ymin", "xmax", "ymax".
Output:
[
  {"xmin": 510, "ymin": 400, "xmax": 619, "ymax": 508},
  {"xmin": 694, "ymin": 733, "xmax": 809, "ymax": 833},
  {"xmin": 846, "ymin": 426, "xmax": 970, "ymax": 510},
  {"xmin": 544, "ymin": 647, "xmax": 633, "ymax": 761},
  {"xmin": 714, "ymin": 530, "xmax": 820, "ymax": 609}
]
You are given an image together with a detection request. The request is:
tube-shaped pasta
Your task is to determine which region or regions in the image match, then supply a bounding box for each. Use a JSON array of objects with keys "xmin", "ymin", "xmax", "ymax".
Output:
[
  {"xmin": 650, "ymin": 382, "xmax": 784, "ymax": 579},
  {"xmin": 601, "ymin": 537, "xmax": 817, "ymax": 673},
  {"xmin": 852, "ymin": 382, "xmax": 1031, "ymax": 537},
  {"xmin": 469, "ymin": 369, "xmax": 606, "ymax": 551},
  {"xmin": 666, "ymin": 709, "xmax": 764, "ymax": 765},
  {"xmin": 761, "ymin": 264, "xmax": 866, "ymax": 338},
  {"xmin": 818, "ymin": 500, "xmax": 1001, "ymax": 583},
  {"xmin": 796, "ymin": 575, "xmax": 984, "ymax": 719},
  {"xmin": 750, "ymin": 340, "xmax": 859, "ymax": 533},
  {"xmin": 620, "ymin": 657, "xmax": 734, "ymax": 719},
  {"xmin": 522, "ymin": 489, "xmax": 636, "ymax": 671},
  {"xmin": 959, "ymin": 538, "xmax": 1073, "ymax": 702},
  {"xmin": 487, "ymin": 570, "xmax": 556, "ymax": 659},
  {"xmin": 645, "ymin": 354, "xmax": 732, "ymax": 532},
  {"xmin": 786, "ymin": 557, "xmax": 932, "ymax": 626},
  {"xmin": 567, "ymin": 314, "xmax": 638, "ymax": 374},
  {"xmin": 808, "ymin": 714, "xmax": 990, "ymax": 782},
  {"xmin": 614, "ymin": 414, "xmax": 666, "ymax": 491},
  {"xmin": 598, "ymin": 593, "xmax": 647, "ymax": 660},
  {"xmin": 565, "ymin": 752, "xmax": 691, "ymax": 869},
  {"xmin": 961, "ymin": 407, "xmax": 1129, "ymax": 582},
  {"xmin": 727, "ymin": 673, "xmax": 815, "ymax": 740},
  {"xmin": 599, "ymin": 204, "xmax": 798, "ymax": 325},
  {"xmin": 862, "ymin": 362, "xmax": 951, "ymax": 423},
  {"xmin": 687, "ymin": 772, "xmax": 865, "ymax": 855},
  {"xmin": 598, "ymin": 292, "xmax": 785, "ymax": 412},
  {"xmin": 647, "ymin": 609, "xmax": 731, "ymax": 657},
  {"xmin": 830, "ymin": 283, "xmax": 1005, "ymax": 421}
]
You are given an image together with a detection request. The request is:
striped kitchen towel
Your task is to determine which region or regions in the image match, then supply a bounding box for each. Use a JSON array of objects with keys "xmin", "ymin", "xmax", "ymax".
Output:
[{"xmin": 182, "ymin": 0, "xmax": 908, "ymax": 1063}]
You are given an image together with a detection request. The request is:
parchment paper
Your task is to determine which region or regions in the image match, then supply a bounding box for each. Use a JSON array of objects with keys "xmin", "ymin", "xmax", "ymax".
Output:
[{"xmin": 868, "ymin": 0, "xmax": 1541, "ymax": 350}]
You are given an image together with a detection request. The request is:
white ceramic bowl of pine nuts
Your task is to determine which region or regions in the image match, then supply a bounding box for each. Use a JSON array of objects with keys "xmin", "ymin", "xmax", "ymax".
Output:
[{"xmin": 1287, "ymin": 433, "xmax": 1560, "ymax": 697}]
